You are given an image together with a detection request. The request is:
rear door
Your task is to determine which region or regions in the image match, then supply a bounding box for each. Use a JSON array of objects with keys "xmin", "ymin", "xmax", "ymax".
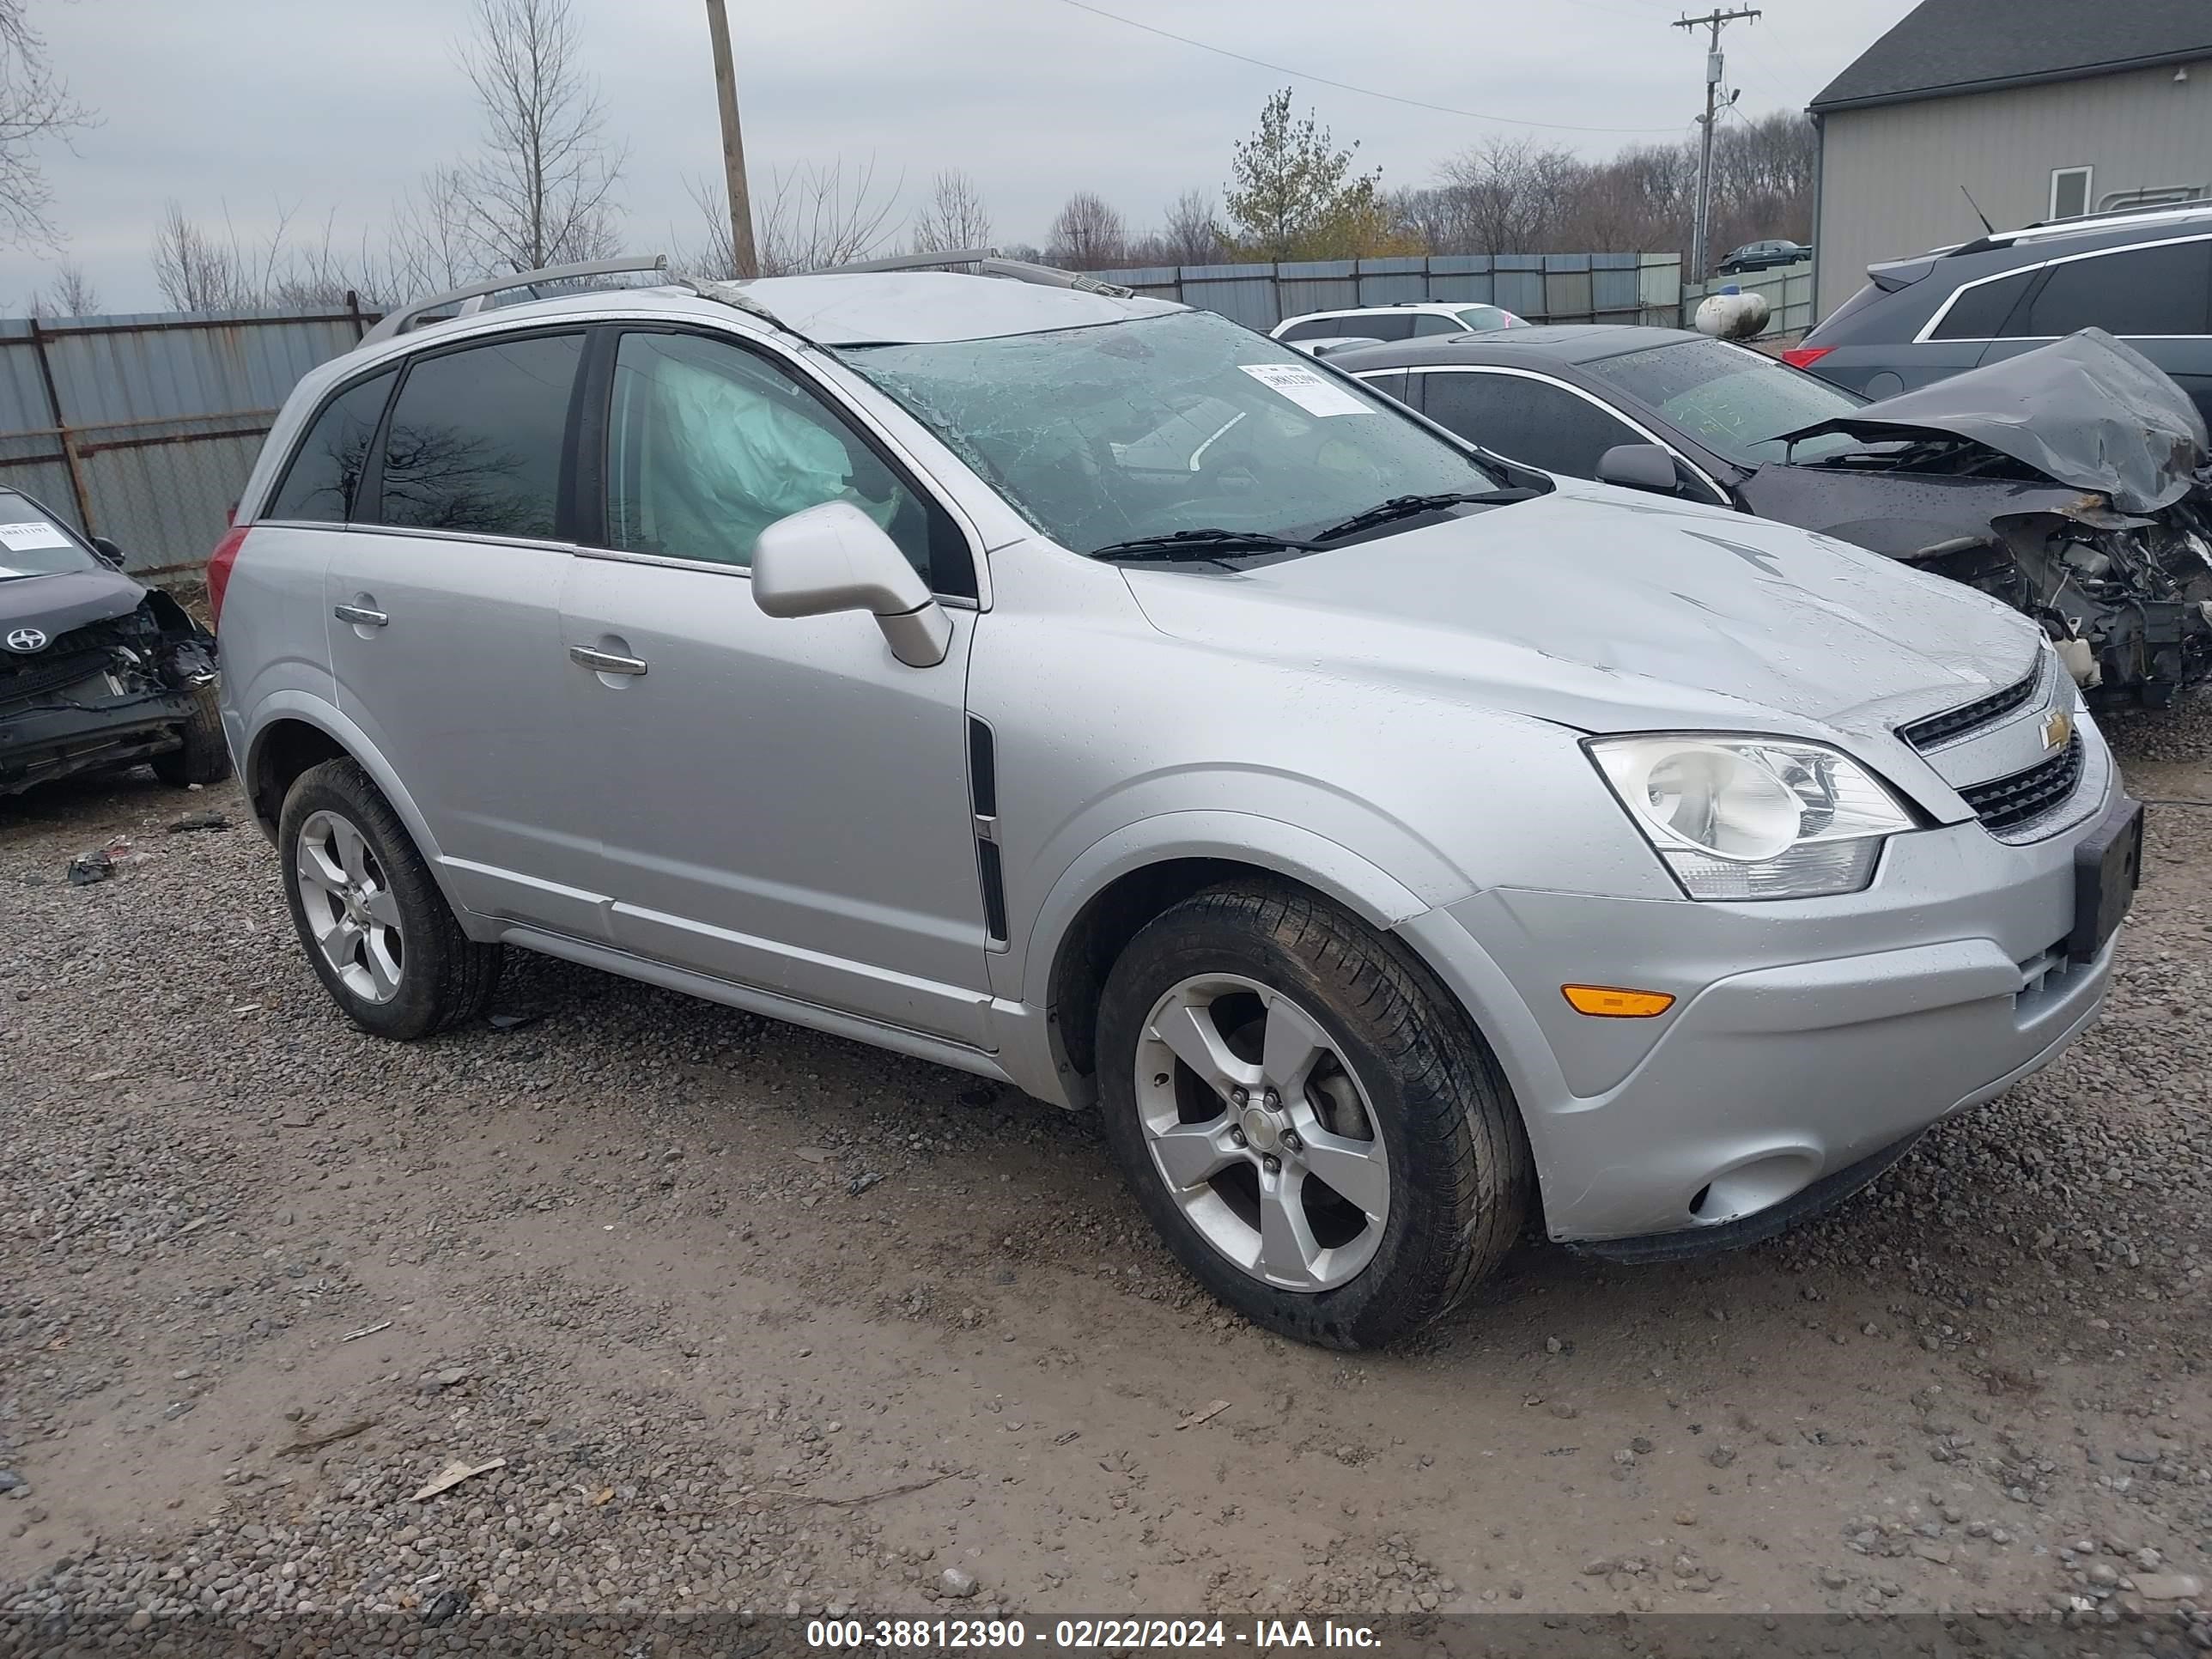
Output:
[
  {"xmin": 323, "ymin": 327, "xmax": 611, "ymax": 940},
  {"xmin": 1969, "ymin": 238, "xmax": 2212, "ymax": 424}
]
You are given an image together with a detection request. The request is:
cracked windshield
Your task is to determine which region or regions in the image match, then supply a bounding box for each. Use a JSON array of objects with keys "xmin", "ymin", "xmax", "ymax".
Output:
[{"xmin": 840, "ymin": 308, "xmax": 1516, "ymax": 556}]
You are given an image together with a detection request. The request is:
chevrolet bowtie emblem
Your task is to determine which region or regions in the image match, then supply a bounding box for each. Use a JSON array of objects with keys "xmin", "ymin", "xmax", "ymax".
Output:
[{"xmin": 2043, "ymin": 709, "xmax": 2074, "ymax": 752}]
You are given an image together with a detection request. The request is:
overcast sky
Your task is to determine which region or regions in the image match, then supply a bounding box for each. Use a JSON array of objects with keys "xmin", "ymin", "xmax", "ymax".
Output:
[{"xmin": 3, "ymin": 0, "xmax": 1918, "ymax": 313}]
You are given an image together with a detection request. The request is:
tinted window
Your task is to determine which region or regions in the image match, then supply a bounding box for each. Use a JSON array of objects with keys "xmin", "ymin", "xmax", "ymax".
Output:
[
  {"xmin": 2021, "ymin": 240, "xmax": 2212, "ymax": 337},
  {"xmin": 1930, "ymin": 270, "xmax": 2034, "ymax": 339},
  {"xmin": 379, "ymin": 333, "xmax": 584, "ymax": 538},
  {"xmin": 1350, "ymin": 312, "xmax": 1415, "ymax": 341},
  {"xmin": 1410, "ymin": 313, "xmax": 1463, "ymax": 337},
  {"xmin": 1419, "ymin": 371, "xmax": 1640, "ymax": 477},
  {"xmin": 605, "ymin": 331, "xmax": 968, "ymax": 594},
  {"xmin": 269, "ymin": 370, "xmax": 393, "ymax": 524},
  {"xmin": 1356, "ymin": 371, "xmax": 1414, "ymax": 409},
  {"xmin": 1278, "ymin": 318, "xmax": 1345, "ymax": 343}
]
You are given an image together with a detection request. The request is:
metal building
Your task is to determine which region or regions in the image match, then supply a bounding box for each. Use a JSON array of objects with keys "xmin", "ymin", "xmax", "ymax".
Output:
[{"xmin": 1809, "ymin": 0, "xmax": 2212, "ymax": 321}]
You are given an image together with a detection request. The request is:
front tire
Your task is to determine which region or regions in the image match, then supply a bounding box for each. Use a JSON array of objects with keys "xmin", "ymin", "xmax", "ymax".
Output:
[
  {"xmin": 278, "ymin": 758, "xmax": 501, "ymax": 1040},
  {"xmin": 1095, "ymin": 882, "xmax": 1530, "ymax": 1349},
  {"xmin": 150, "ymin": 682, "xmax": 231, "ymax": 786}
]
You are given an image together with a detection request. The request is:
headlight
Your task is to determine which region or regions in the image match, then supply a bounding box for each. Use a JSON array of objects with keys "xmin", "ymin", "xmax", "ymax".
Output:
[{"xmin": 1588, "ymin": 734, "xmax": 1916, "ymax": 900}]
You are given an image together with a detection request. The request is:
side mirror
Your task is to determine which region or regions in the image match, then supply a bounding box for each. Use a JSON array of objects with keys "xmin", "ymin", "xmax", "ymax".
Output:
[
  {"xmin": 90, "ymin": 535, "xmax": 127, "ymax": 568},
  {"xmin": 750, "ymin": 501, "xmax": 951, "ymax": 669},
  {"xmin": 1595, "ymin": 443, "xmax": 1683, "ymax": 497}
]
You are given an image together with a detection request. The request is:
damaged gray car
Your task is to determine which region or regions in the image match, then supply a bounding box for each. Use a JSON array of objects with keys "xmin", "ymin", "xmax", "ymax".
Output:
[
  {"xmin": 0, "ymin": 487, "xmax": 229, "ymax": 797},
  {"xmin": 1333, "ymin": 325, "xmax": 2212, "ymax": 706}
]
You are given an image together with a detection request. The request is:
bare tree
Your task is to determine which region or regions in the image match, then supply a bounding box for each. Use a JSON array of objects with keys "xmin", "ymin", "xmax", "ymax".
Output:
[
  {"xmin": 680, "ymin": 158, "xmax": 901, "ymax": 278},
  {"xmin": 1430, "ymin": 137, "xmax": 1588, "ymax": 253},
  {"xmin": 381, "ymin": 167, "xmax": 480, "ymax": 299},
  {"xmin": 150, "ymin": 200, "xmax": 259, "ymax": 311},
  {"xmin": 454, "ymin": 0, "xmax": 625, "ymax": 272},
  {"xmin": 0, "ymin": 1, "xmax": 92, "ymax": 249},
  {"xmin": 909, "ymin": 169, "xmax": 992, "ymax": 254},
  {"xmin": 1158, "ymin": 190, "xmax": 1224, "ymax": 264},
  {"xmin": 1048, "ymin": 191, "xmax": 1126, "ymax": 270},
  {"xmin": 27, "ymin": 256, "xmax": 99, "ymax": 317}
]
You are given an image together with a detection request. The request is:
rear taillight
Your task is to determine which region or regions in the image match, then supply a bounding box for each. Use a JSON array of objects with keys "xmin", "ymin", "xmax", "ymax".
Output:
[
  {"xmin": 206, "ymin": 526, "xmax": 247, "ymax": 632},
  {"xmin": 1780, "ymin": 345, "xmax": 1834, "ymax": 370}
]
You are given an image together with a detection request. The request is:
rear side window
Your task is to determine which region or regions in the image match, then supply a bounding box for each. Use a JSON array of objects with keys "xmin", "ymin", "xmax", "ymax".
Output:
[
  {"xmin": 1356, "ymin": 371, "xmax": 1415, "ymax": 409},
  {"xmin": 2021, "ymin": 240, "xmax": 2212, "ymax": 337},
  {"xmin": 1350, "ymin": 312, "xmax": 1415, "ymax": 341},
  {"xmin": 1930, "ymin": 270, "xmax": 2034, "ymax": 339},
  {"xmin": 267, "ymin": 370, "xmax": 395, "ymax": 524},
  {"xmin": 378, "ymin": 332, "xmax": 585, "ymax": 539},
  {"xmin": 1420, "ymin": 371, "xmax": 1640, "ymax": 478},
  {"xmin": 1278, "ymin": 318, "xmax": 1346, "ymax": 343},
  {"xmin": 1410, "ymin": 313, "xmax": 1463, "ymax": 337}
]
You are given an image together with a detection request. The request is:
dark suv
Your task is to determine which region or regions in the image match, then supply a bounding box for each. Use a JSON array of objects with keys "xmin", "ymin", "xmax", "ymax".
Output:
[{"xmin": 1790, "ymin": 204, "xmax": 2212, "ymax": 421}]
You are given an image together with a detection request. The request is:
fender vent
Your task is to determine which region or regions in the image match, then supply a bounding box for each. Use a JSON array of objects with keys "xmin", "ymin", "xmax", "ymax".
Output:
[{"xmin": 968, "ymin": 715, "xmax": 1007, "ymax": 945}]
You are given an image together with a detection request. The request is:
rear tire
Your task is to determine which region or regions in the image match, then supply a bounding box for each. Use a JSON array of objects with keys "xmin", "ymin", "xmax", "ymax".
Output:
[
  {"xmin": 150, "ymin": 682, "xmax": 231, "ymax": 786},
  {"xmin": 1095, "ymin": 881, "xmax": 1530, "ymax": 1349},
  {"xmin": 278, "ymin": 758, "xmax": 501, "ymax": 1040}
]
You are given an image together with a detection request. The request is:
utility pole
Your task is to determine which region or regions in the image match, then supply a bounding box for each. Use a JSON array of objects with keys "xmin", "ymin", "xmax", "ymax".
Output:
[
  {"xmin": 1674, "ymin": 7, "xmax": 1759, "ymax": 283},
  {"xmin": 704, "ymin": 0, "xmax": 759, "ymax": 278}
]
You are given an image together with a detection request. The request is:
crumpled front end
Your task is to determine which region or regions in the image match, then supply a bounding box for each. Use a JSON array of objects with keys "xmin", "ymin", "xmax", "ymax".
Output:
[
  {"xmin": 1916, "ymin": 488, "xmax": 2212, "ymax": 706},
  {"xmin": 0, "ymin": 592, "xmax": 216, "ymax": 794}
]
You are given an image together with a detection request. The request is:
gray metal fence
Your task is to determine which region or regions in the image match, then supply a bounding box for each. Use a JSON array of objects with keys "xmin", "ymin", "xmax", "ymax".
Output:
[
  {"xmin": 0, "ymin": 302, "xmax": 376, "ymax": 575},
  {"xmin": 1090, "ymin": 252, "xmax": 1686, "ymax": 331}
]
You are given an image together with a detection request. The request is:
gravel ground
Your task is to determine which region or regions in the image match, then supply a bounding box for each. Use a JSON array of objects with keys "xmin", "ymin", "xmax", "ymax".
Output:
[{"xmin": 1, "ymin": 703, "xmax": 2209, "ymax": 1644}]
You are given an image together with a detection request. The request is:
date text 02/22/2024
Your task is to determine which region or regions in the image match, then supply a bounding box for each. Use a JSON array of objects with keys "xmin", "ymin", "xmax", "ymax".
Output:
[{"xmin": 805, "ymin": 1619, "xmax": 1383, "ymax": 1650}]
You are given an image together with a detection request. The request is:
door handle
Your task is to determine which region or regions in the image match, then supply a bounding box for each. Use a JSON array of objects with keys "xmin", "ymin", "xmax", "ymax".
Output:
[
  {"xmin": 569, "ymin": 644, "xmax": 648, "ymax": 677},
  {"xmin": 333, "ymin": 604, "xmax": 388, "ymax": 628}
]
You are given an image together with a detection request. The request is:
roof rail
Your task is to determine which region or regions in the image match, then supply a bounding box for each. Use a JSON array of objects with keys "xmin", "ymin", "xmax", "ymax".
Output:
[
  {"xmin": 813, "ymin": 247, "xmax": 996, "ymax": 273},
  {"xmin": 360, "ymin": 253, "xmax": 670, "ymax": 345},
  {"xmin": 975, "ymin": 258, "xmax": 1136, "ymax": 299},
  {"xmin": 748, "ymin": 247, "xmax": 1139, "ymax": 299}
]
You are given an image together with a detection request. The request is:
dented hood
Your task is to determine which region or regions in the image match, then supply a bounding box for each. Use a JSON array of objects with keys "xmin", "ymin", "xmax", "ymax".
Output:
[
  {"xmin": 1121, "ymin": 483, "xmax": 2041, "ymax": 739},
  {"xmin": 1779, "ymin": 329, "xmax": 2208, "ymax": 514}
]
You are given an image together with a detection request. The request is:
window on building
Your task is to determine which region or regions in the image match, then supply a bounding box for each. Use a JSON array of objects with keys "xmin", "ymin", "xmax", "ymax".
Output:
[{"xmin": 2049, "ymin": 167, "xmax": 2093, "ymax": 221}]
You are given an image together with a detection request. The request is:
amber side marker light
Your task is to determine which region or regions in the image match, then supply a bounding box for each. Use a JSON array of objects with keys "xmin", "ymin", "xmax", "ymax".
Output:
[{"xmin": 1562, "ymin": 985, "xmax": 1676, "ymax": 1018}]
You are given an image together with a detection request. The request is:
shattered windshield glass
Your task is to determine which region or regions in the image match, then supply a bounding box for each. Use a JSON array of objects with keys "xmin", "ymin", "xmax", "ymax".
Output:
[
  {"xmin": 1588, "ymin": 337, "xmax": 1868, "ymax": 467},
  {"xmin": 837, "ymin": 310, "xmax": 1511, "ymax": 556}
]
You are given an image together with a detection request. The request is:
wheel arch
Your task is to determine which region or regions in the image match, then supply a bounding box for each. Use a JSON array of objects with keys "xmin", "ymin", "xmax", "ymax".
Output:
[
  {"xmin": 1024, "ymin": 812, "xmax": 1450, "ymax": 1105},
  {"xmin": 240, "ymin": 697, "xmax": 461, "ymax": 911}
]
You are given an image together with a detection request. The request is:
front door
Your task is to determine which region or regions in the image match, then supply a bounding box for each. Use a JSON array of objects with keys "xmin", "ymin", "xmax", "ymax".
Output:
[
  {"xmin": 560, "ymin": 325, "xmax": 994, "ymax": 1045},
  {"xmin": 325, "ymin": 327, "xmax": 611, "ymax": 940}
]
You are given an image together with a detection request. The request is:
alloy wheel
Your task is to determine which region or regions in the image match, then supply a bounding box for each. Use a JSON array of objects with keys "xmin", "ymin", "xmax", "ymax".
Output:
[
  {"xmin": 294, "ymin": 808, "xmax": 404, "ymax": 1004},
  {"xmin": 1133, "ymin": 974, "xmax": 1390, "ymax": 1291}
]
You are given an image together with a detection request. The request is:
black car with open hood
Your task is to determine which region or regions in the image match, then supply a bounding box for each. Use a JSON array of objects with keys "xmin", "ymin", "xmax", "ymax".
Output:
[
  {"xmin": 0, "ymin": 488, "xmax": 230, "ymax": 797},
  {"xmin": 1328, "ymin": 325, "xmax": 2212, "ymax": 707}
]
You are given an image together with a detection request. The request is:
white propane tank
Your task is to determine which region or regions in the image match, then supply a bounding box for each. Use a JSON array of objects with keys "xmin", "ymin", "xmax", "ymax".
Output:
[{"xmin": 1694, "ymin": 287, "xmax": 1771, "ymax": 341}]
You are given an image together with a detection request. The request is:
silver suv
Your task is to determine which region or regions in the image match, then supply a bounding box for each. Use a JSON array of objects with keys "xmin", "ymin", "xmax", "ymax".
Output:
[{"xmin": 215, "ymin": 256, "xmax": 2141, "ymax": 1348}]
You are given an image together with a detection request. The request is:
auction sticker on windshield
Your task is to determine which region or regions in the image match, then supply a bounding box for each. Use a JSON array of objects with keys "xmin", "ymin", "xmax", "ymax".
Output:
[
  {"xmin": 1238, "ymin": 362, "xmax": 1375, "ymax": 417},
  {"xmin": 0, "ymin": 519, "xmax": 73, "ymax": 552}
]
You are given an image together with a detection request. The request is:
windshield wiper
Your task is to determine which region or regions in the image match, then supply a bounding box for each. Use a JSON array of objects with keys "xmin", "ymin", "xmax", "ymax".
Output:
[
  {"xmin": 1089, "ymin": 527, "xmax": 1321, "ymax": 562},
  {"xmin": 1310, "ymin": 489, "xmax": 1540, "ymax": 544}
]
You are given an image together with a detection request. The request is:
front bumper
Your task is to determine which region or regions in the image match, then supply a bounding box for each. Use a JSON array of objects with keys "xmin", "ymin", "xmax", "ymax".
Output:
[
  {"xmin": 1400, "ymin": 767, "xmax": 2129, "ymax": 1246},
  {"xmin": 0, "ymin": 687, "xmax": 196, "ymax": 795}
]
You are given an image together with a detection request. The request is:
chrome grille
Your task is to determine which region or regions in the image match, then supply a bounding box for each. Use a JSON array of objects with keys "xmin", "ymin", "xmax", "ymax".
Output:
[
  {"xmin": 1958, "ymin": 734, "xmax": 2084, "ymax": 834},
  {"xmin": 1899, "ymin": 660, "xmax": 2044, "ymax": 750}
]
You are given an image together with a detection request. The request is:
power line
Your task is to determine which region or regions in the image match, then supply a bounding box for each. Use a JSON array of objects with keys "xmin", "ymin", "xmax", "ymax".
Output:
[{"xmin": 1048, "ymin": 0, "xmax": 1688, "ymax": 136}]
